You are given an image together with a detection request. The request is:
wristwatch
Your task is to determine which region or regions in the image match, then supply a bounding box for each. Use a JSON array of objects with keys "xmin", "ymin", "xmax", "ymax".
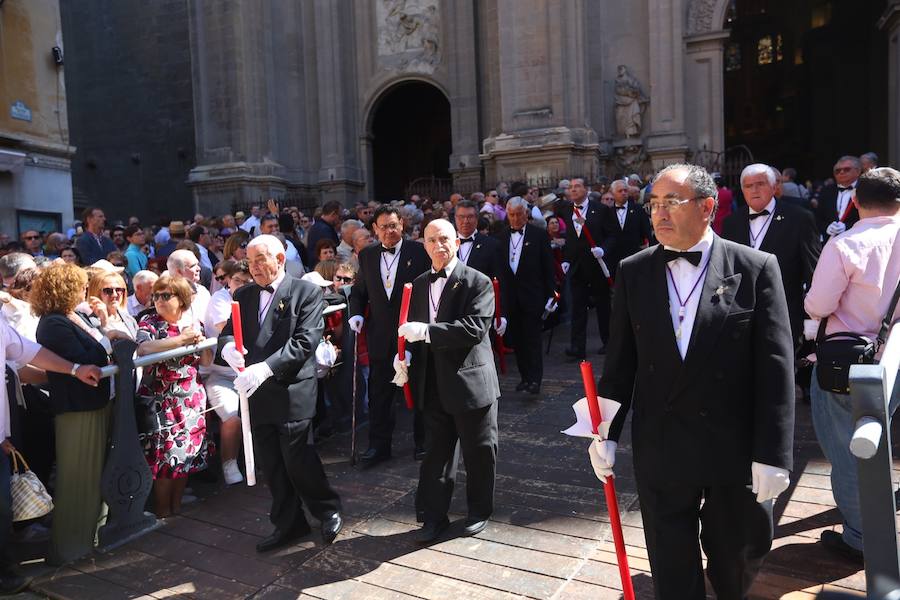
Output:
[{"xmin": 70, "ymin": 363, "xmax": 81, "ymax": 377}]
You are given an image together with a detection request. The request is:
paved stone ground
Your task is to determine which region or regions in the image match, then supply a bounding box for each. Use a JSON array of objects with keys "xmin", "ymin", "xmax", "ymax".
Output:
[{"xmin": 10, "ymin": 323, "xmax": 898, "ymax": 599}]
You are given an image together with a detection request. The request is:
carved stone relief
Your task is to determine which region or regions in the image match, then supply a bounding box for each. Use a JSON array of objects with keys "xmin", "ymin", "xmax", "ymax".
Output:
[
  {"xmin": 377, "ymin": 0, "xmax": 441, "ymax": 73},
  {"xmin": 686, "ymin": 0, "xmax": 721, "ymax": 35}
]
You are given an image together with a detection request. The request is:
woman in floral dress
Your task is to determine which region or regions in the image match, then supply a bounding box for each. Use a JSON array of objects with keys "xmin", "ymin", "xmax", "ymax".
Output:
[{"xmin": 136, "ymin": 274, "xmax": 212, "ymax": 517}]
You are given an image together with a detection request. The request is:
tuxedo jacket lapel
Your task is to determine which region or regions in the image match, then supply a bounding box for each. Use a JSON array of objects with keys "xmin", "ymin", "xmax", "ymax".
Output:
[
  {"xmin": 258, "ymin": 278, "xmax": 293, "ymax": 345},
  {"xmin": 734, "ymin": 208, "xmax": 752, "ymax": 246},
  {"xmin": 243, "ymin": 285, "xmax": 263, "ymax": 350},
  {"xmin": 758, "ymin": 202, "xmax": 783, "ymax": 254},
  {"xmin": 650, "ymin": 246, "xmax": 683, "ymax": 366},
  {"xmin": 436, "ymin": 263, "xmax": 464, "ymax": 322}
]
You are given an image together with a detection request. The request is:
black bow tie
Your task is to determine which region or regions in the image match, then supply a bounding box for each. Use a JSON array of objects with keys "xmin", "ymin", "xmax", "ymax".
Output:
[
  {"xmin": 748, "ymin": 209, "xmax": 770, "ymax": 220},
  {"xmin": 257, "ymin": 284, "xmax": 275, "ymax": 294},
  {"xmin": 838, "ymin": 186, "xmax": 854, "ymax": 192},
  {"xmin": 382, "ymin": 245, "xmax": 396, "ymax": 254},
  {"xmin": 459, "ymin": 237, "xmax": 474, "ymax": 244},
  {"xmin": 662, "ymin": 249, "xmax": 702, "ymax": 266},
  {"xmin": 615, "ymin": 205, "xmax": 627, "ymax": 211},
  {"xmin": 510, "ymin": 228, "xmax": 524, "ymax": 235},
  {"xmin": 428, "ymin": 270, "xmax": 447, "ymax": 283}
]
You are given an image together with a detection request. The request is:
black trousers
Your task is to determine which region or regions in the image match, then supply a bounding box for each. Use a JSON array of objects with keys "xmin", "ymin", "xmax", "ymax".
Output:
[
  {"xmin": 415, "ymin": 356, "xmax": 498, "ymax": 523},
  {"xmin": 570, "ymin": 272, "xmax": 610, "ymax": 353},
  {"xmin": 636, "ymin": 478, "xmax": 773, "ymax": 600},
  {"xmin": 253, "ymin": 419, "xmax": 342, "ymax": 532},
  {"xmin": 367, "ymin": 358, "xmax": 424, "ymax": 454},
  {"xmin": 507, "ymin": 301, "xmax": 544, "ymax": 385}
]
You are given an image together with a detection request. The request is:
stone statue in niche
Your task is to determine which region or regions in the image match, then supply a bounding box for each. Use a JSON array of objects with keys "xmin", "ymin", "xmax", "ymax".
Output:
[
  {"xmin": 615, "ymin": 144, "xmax": 648, "ymax": 174},
  {"xmin": 378, "ymin": 0, "xmax": 440, "ymax": 73},
  {"xmin": 614, "ymin": 65, "xmax": 649, "ymax": 139}
]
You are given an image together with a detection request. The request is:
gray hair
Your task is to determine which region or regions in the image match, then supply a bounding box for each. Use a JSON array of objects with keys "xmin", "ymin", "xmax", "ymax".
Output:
[
  {"xmin": 653, "ymin": 164, "xmax": 718, "ymax": 200},
  {"xmin": 835, "ymin": 155, "xmax": 862, "ymax": 170},
  {"xmin": 247, "ymin": 233, "xmax": 285, "ymax": 258},
  {"xmin": 166, "ymin": 249, "xmax": 196, "ymax": 273},
  {"xmin": 0, "ymin": 253, "xmax": 37, "ymax": 279},
  {"xmin": 505, "ymin": 196, "xmax": 529, "ymax": 212},
  {"xmin": 740, "ymin": 163, "xmax": 778, "ymax": 187},
  {"xmin": 861, "ymin": 152, "xmax": 879, "ymax": 165},
  {"xmin": 340, "ymin": 219, "xmax": 363, "ymax": 235},
  {"xmin": 132, "ymin": 270, "xmax": 159, "ymax": 287},
  {"xmin": 610, "ymin": 180, "xmax": 628, "ymax": 193}
]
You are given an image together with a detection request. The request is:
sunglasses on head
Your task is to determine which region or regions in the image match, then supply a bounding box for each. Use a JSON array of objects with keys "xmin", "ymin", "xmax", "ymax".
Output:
[
  {"xmin": 102, "ymin": 287, "xmax": 126, "ymax": 296},
  {"xmin": 152, "ymin": 292, "xmax": 175, "ymax": 302}
]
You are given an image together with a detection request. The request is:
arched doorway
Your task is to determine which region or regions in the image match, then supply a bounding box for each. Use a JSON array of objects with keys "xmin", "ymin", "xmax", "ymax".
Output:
[
  {"xmin": 369, "ymin": 81, "xmax": 452, "ymax": 203},
  {"xmin": 722, "ymin": 0, "xmax": 887, "ymax": 180}
]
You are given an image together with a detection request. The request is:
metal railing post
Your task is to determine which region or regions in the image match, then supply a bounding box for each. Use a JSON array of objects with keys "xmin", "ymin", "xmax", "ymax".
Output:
[{"xmin": 849, "ymin": 322, "xmax": 900, "ymax": 591}]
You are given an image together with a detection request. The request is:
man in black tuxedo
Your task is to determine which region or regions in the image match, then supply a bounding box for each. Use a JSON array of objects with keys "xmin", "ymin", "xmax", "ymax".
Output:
[
  {"xmin": 561, "ymin": 177, "xmax": 617, "ymax": 358},
  {"xmin": 815, "ymin": 155, "xmax": 861, "ymax": 239},
  {"xmin": 218, "ymin": 234, "xmax": 342, "ymax": 552},
  {"xmin": 349, "ymin": 205, "xmax": 430, "ymax": 466},
  {"xmin": 605, "ymin": 180, "xmax": 652, "ymax": 278},
  {"xmin": 588, "ymin": 164, "xmax": 795, "ymax": 599},
  {"xmin": 723, "ymin": 163, "xmax": 821, "ymax": 345},
  {"xmin": 393, "ymin": 219, "xmax": 500, "ymax": 544},
  {"xmin": 499, "ymin": 197, "xmax": 557, "ymax": 394}
]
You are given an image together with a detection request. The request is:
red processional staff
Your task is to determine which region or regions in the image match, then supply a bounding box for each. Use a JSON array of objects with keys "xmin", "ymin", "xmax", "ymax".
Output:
[
  {"xmin": 398, "ymin": 283, "xmax": 414, "ymax": 410},
  {"xmin": 230, "ymin": 302, "xmax": 257, "ymax": 486},
  {"xmin": 491, "ymin": 277, "xmax": 507, "ymax": 374},
  {"xmin": 573, "ymin": 205, "xmax": 613, "ymax": 286},
  {"xmin": 579, "ymin": 361, "xmax": 635, "ymax": 600}
]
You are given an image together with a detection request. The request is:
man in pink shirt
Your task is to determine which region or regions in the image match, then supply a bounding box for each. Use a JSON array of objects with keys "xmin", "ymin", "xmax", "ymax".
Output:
[{"xmin": 804, "ymin": 166, "xmax": 900, "ymax": 563}]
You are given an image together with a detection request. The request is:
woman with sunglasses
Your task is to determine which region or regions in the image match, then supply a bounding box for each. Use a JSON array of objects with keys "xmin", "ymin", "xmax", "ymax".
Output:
[
  {"xmin": 203, "ymin": 259, "xmax": 252, "ymax": 485},
  {"xmin": 136, "ymin": 274, "xmax": 212, "ymax": 518},
  {"xmin": 223, "ymin": 231, "xmax": 250, "ymax": 261},
  {"xmin": 87, "ymin": 270, "xmax": 137, "ymax": 341}
]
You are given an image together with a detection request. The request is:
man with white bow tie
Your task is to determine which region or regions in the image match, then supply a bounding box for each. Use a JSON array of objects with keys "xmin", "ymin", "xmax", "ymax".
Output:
[{"xmin": 587, "ymin": 164, "xmax": 795, "ymax": 600}]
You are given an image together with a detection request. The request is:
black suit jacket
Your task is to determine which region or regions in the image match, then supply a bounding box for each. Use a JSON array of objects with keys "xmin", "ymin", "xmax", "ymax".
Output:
[
  {"xmin": 459, "ymin": 232, "xmax": 509, "ymax": 318},
  {"xmin": 217, "ymin": 274, "xmax": 323, "ymax": 425},
  {"xmin": 605, "ymin": 201, "xmax": 652, "ymax": 278},
  {"xmin": 562, "ymin": 199, "xmax": 617, "ymax": 283},
  {"xmin": 599, "ymin": 237, "xmax": 795, "ymax": 486},
  {"xmin": 722, "ymin": 200, "xmax": 820, "ymax": 340},
  {"xmin": 306, "ymin": 220, "xmax": 339, "ymax": 266},
  {"xmin": 498, "ymin": 225, "xmax": 556, "ymax": 315},
  {"xmin": 349, "ymin": 240, "xmax": 430, "ymax": 361},
  {"xmin": 407, "ymin": 261, "xmax": 500, "ymax": 415},
  {"xmin": 815, "ymin": 184, "xmax": 860, "ymax": 236}
]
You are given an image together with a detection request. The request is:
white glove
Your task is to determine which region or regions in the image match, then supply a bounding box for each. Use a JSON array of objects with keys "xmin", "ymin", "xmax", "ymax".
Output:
[
  {"xmin": 544, "ymin": 297, "xmax": 558, "ymax": 313},
  {"xmin": 221, "ymin": 341, "xmax": 246, "ymax": 373},
  {"xmin": 751, "ymin": 461, "xmax": 790, "ymax": 503},
  {"xmin": 588, "ymin": 439, "xmax": 617, "ymax": 484},
  {"xmin": 391, "ymin": 351, "xmax": 411, "ymax": 387},
  {"xmin": 398, "ymin": 321, "xmax": 428, "ymax": 343},
  {"xmin": 348, "ymin": 315, "xmax": 364, "ymax": 333},
  {"xmin": 234, "ymin": 361, "xmax": 273, "ymax": 398},
  {"xmin": 590, "ymin": 247, "xmax": 605, "ymax": 260},
  {"xmin": 494, "ymin": 317, "xmax": 508, "ymax": 337},
  {"xmin": 825, "ymin": 221, "xmax": 846, "ymax": 237},
  {"xmin": 561, "ymin": 262, "xmax": 570, "ymax": 274}
]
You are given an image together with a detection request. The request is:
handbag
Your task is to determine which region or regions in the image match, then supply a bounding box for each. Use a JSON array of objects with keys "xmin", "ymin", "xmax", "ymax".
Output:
[
  {"xmin": 9, "ymin": 449, "xmax": 54, "ymax": 522},
  {"xmin": 815, "ymin": 278, "xmax": 900, "ymax": 394}
]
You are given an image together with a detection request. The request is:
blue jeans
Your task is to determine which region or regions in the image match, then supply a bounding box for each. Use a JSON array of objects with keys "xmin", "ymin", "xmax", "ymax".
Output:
[
  {"xmin": 0, "ymin": 449, "xmax": 12, "ymax": 572},
  {"xmin": 810, "ymin": 366, "xmax": 900, "ymax": 551}
]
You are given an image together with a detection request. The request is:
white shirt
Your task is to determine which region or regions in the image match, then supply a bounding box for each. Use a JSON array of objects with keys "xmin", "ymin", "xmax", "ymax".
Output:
[
  {"xmin": 198, "ymin": 244, "xmax": 213, "ymax": 271},
  {"xmin": 1, "ymin": 315, "xmax": 41, "ymax": 438},
  {"xmin": 748, "ymin": 197, "xmax": 777, "ymax": 250},
  {"xmin": 127, "ymin": 294, "xmax": 148, "ymax": 317},
  {"xmin": 189, "ymin": 283, "xmax": 211, "ymax": 328},
  {"xmin": 258, "ymin": 271, "xmax": 286, "ymax": 324},
  {"xmin": 240, "ymin": 215, "xmax": 261, "ymax": 234},
  {"xmin": 614, "ymin": 203, "xmax": 628, "ymax": 229},
  {"xmin": 457, "ymin": 233, "xmax": 476, "ymax": 265},
  {"xmin": 664, "ymin": 228, "xmax": 715, "ymax": 359},
  {"xmin": 205, "ymin": 287, "xmax": 233, "ymax": 338},
  {"xmin": 379, "ymin": 239, "xmax": 403, "ymax": 299},
  {"xmin": 508, "ymin": 226, "xmax": 525, "ymax": 274},
  {"xmin": 836, "ymin": 180, "xmax": 857, "ymax": 221},
  {"xmin": 572, "ymin": 201, "xmax": 589, "ymax": 237},
  {"xmin": 427, "ymin": 257, "xmax": 458, "ymax": 324}
]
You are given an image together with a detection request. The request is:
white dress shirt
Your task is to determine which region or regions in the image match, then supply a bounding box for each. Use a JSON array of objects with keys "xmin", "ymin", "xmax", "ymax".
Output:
[
  {"xmin": 189, "ymin": 283, "xmax": 211, "ymax": 328},
  {"xmin": 664, "ymin": 228, "xmax": 715, "ymax": 358},
  {"xmin": 572, "ymin": 201, "xmax": 589, "ymax": 237},
  {"xmin": 457, "ymin": 234, "xmax": 476, "ymax": 265},
  {"xmin": 258, "ymin": 271, "xmax": 286, "ymax": 324},
  {"xmin": 1, "ymin": 315, "xmax": 40, "ymax": 438},
  {"xmin": 508, "ymin": 227, "xmax": 525, "ymax": 274},
  {"xmin": 836, "ymin": 180, "xmax": 857, "ymax": 220},
  {"xmin": 379, "ymin": 239, "xmax": 403, "ymax": 299},
  {"xmin": 614, "ymin": 203, "xmax": 628, "ymax": 229},
  {"xmin": 748, "ymin": 197, "xmax": 776, "ymax": 250},
  {"xmin": 427, "ymin": 257, "xmax": 458, "ymax": 324}
]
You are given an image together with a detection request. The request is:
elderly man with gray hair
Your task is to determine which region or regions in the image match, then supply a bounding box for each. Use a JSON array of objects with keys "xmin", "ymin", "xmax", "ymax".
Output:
[
  {"xmin": 337, "ymin": 219, "xmax": 362, "ymax": 260},
  {"xmin": 167, "ymin": 249, "xmax": 210, "ymax": 325},
  {"xmin": 0, "ymin": 253, "xmax": 36, "ymax": 289},
  {"xmin": 127, "ymin": 270, "xmax": 159, "ymax": 317}
]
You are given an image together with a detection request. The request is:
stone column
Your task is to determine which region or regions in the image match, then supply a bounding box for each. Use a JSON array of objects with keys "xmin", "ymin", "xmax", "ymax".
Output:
[
  {"xmin": 446, "ymin": 0, "xmax": 483, "ymax": 192},
  {"xmin": 645, "ymin": 0, "xmax": 689, "ymax": 167},
  {"xmin": 880, "ymin": 1, "xmax": 900, "ymax": 167},
  {"xmin": 684, "ymin": 30, "xmax": 729, "ymax": 156}
]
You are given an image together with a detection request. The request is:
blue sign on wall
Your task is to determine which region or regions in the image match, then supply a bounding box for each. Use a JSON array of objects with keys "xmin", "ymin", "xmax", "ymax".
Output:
[{"xmin": 10, "ymin": 101, "xmax": 32, "ymax": 122}]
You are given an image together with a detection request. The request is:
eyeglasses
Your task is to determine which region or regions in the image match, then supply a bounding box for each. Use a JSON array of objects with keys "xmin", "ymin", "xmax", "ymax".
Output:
[
  {"xmin": 489, "ymin": 193, "xmax": 498, "ymax": 197},
  {"xmin": 102, "ymin": 287, "xmax": 126, "ymax": 296},
  {"xmin": 375, "ymin": 222, "xmax": 401, "ymax": 232},
  {"xmin": 151, "ymin": 292, "xmax": 175, "ymax": 302},
  {"xmin": 23, "ymin": 235, "xmax": 40, "ymax": 241},
  {"xmin": 833, "ymin": 166, "xmax": 856, "ymax": 174},
  {"xmin": 334, "ymin": 275, "xmax": 353, "ymax": 283},
  {"xmin": 214, "ymin": 274, "xmax": 228, "ymax": 283},
  {"xmin": 644, "ymin": 197, "xmax": 706, "ymax": 215}
]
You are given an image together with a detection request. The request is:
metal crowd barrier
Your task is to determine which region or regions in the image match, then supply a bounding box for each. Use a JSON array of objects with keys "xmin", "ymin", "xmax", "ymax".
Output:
[{"xmin": 848, "ymin": 321, "xmax": 900, "ymax": 594}]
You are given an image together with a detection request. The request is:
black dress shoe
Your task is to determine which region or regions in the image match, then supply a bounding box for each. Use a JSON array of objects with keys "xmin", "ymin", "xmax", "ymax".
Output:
[
  {"xmin": 321, "ymin": 513, "xmax": 343, "ymax": 545},
  {"xmin": 256, "ymin": 521, "xmax": 312, "ymax": 552},
  {"xmin": 564, "ymin": 348, "xmax": 585, "ymax": 360},
  {"xmin": 526, "ymin": 382, "xmax": 541, "ymax": 395},
  {"xmin": 461, "ymin": 518, "xmax": 489, "ymax": 537},
  {"xmin": 515, "ymin": 380, "xmax": 529, "ymax": 392},
  {"xmin": 820, "ymin": 530, "xmax": 864, "ymax": 564},
  {"xmin": 0, "ymin": 574, "xmax": 31, "ymax": 595},
  {"xmin": 414, "ymin": 446, "xmax": 427, "ymax": 461},
  {"xmin": 415, "ymin": 518, "xmax": 450, "ymax": 544},
  {"xmin": 358, "ymin": 448, "xmax": 391, "ymax": 469}
]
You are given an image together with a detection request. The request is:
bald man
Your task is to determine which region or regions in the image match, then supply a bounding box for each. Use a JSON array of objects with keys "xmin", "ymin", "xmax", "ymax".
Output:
[{"xmin": 395, "ymin": 219, "xmax": 500, "ymax": 544}]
